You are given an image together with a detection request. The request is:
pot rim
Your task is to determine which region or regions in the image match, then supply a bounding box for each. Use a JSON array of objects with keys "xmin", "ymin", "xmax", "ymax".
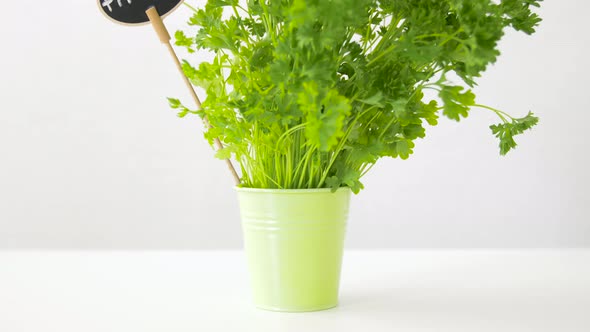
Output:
[{"xmin": 235, "ymin": 186, "xmax": 351, "ymax": 194}]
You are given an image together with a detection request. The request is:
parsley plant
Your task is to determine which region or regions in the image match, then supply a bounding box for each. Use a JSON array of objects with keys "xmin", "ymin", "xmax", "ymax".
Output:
[{"xmin": 169, "ymin": 0, "xmax": 542, "ymax": 193}]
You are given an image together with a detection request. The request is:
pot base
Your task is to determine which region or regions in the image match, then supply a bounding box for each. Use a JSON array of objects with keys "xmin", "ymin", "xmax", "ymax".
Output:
[{"xmin": 255, "ymin": 303, "xmax": 338, "ymax": 313}]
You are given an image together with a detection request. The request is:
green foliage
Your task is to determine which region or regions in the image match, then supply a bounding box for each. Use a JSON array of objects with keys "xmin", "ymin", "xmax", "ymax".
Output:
[
  {"xmin": 439, "ymin": 85, "xmax": 476, "ymax": 121},
  {"xmin": 490, "ymin": 111, "xmax": 539, "ymax": 155},
  {"xmin": 171, "ymin": 0, "xmax": 542, "ymax": 193}
]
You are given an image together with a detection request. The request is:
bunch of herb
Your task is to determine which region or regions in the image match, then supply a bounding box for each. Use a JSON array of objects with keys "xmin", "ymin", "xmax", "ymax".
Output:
[{"xmin": 169, "ymin": 0, "xmax": 542, "ymax": 193}]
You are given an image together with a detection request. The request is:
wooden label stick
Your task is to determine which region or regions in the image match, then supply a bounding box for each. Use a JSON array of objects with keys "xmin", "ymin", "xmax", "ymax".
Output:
[
  {"xmin": 145, "ymin": 6, "xmax": 241, "ymax": 185},
  {"xmin": 98, "ymin": 0, "xmax": 240, "ymax": 185}
]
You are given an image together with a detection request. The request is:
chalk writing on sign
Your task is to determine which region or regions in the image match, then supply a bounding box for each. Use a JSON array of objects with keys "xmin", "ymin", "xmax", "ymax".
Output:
[
  {"xmin": 102, "ymin": 0, "xmax": 132, "ymax": 13},
  {"xmin": 98, "ymin": 0, "xmax": 183, "ymax": 25}
]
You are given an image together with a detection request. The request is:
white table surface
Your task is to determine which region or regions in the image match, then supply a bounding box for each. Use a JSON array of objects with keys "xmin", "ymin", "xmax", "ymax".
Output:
[{"xmin": 0, "ymin": 250, "xmax": 588, "ymax": 332}]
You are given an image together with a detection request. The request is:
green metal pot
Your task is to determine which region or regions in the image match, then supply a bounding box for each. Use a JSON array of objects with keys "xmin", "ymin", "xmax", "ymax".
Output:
[{"xmin": 236, "ymin": 187, "xmax": 351, "ymax": 312}]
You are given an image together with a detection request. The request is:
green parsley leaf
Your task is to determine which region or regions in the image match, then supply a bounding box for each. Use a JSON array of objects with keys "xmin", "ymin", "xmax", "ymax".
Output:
[
  {"xmin": 490, "ymin": 112, "xmax": 539, "ymax": 155},
  {"xmin": 439, "ymin": 85, "xmax": 476, "ymax": 121}
]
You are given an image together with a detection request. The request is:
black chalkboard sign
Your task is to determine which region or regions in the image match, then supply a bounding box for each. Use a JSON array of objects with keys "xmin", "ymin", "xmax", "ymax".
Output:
[{"xmin": 98, "ymin": 0, "xmax": 184, "ymax": 25}]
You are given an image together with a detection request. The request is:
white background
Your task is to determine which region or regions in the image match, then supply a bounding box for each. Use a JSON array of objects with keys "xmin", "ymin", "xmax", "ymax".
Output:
[{"xmin": 0, "ymin": 0, "xmax": 588, "ymax": 249}]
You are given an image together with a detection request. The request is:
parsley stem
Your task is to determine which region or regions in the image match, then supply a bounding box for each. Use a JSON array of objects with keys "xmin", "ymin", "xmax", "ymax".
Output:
[
  {"xmin": 182, "ymin": 2, "xmax": 199, "ymax": 13},
  {"xmin": 317, "ymin": 106, "xmax": 377, "ymax": 187},
  {"xmin": 360, "ymin": 163, "xmax": 375, "ymax": 178},
  {"xmin": 473, "ymin": 104, "xmax": 514, "ymax": 123}
]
